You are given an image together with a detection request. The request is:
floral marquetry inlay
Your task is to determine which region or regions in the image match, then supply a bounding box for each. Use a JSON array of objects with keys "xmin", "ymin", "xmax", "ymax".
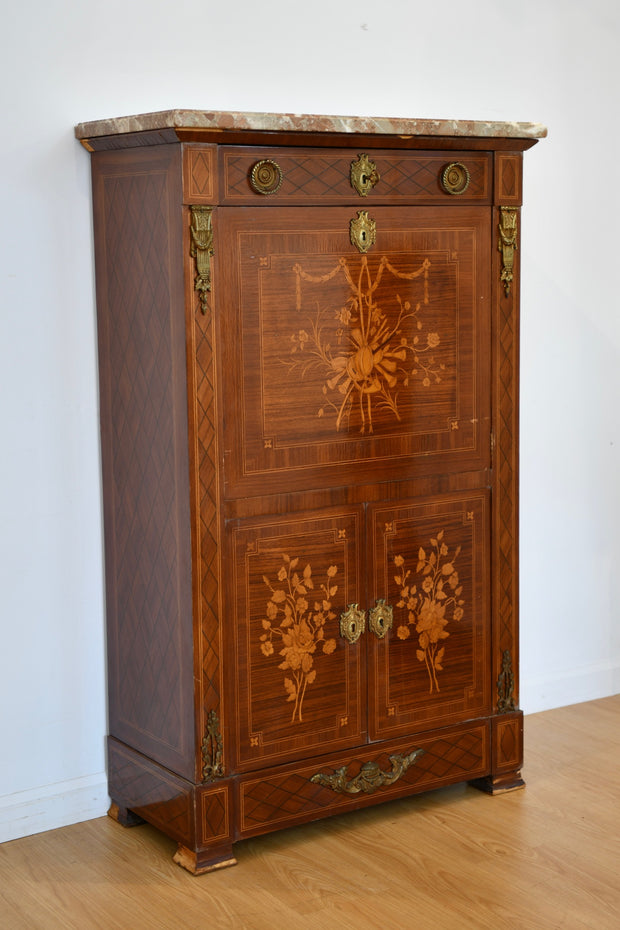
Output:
[
  {"xmin": 259, "ymin": 555, "xmax": 338, "ymax": 723},
  {"xmin": 285, "ymin": 254, "xmax": 442, "ymax": 435},
  {"xmin": 393, "ymin": 530, "xmax": 465, "ymax": 694}
]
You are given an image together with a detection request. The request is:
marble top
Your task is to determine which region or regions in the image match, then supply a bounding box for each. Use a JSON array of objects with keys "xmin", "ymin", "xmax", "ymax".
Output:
[{"xmin": 74, "ymin": 109, "xmax": 547, "ymax": 141}]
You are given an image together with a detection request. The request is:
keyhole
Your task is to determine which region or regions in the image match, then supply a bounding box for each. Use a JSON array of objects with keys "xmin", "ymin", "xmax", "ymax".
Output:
[{"xmin": 361, "ymin": 231, "xmax": 366, "ymax": 242}]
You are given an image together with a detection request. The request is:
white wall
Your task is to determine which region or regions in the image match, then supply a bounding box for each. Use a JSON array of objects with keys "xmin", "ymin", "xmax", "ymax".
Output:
[{"xmin": 1, "ymin": 0, "xmax": 618, "ymax": 842}]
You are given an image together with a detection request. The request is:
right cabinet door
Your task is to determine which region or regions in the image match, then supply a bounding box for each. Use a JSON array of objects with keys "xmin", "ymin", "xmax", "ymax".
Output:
[{"xmin": 367, "ymin": 491, "xmax": 491, "ymax": 741}]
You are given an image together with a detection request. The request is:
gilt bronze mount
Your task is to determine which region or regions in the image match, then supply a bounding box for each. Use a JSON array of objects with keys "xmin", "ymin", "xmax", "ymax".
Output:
[
  {"xmin": 498, "ymin": 206, "xmax": 518, "ymax": 296},
  {"xmin": 190, "ymin": 205, "xmax": 214, "ymax": 314},
  {"xmin": 311, "ymin": 748, "xmax": 424, "ymax": 795},
  {"xmin": 201, "ymin": 710, "xmax": 224, "ymax": 782}
]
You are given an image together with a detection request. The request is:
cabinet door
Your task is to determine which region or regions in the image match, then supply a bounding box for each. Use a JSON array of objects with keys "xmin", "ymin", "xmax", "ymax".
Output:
[
  {"xmin": 228, "ymin": 508, "xmax": 366, "ymax": 772},
  {"xmin": 218, "ymin": 206, "xmax": 491, "ymax": 498},
  {"xmin": 367, "ymin": 492, "xmax": 491, "ymax": 740}
]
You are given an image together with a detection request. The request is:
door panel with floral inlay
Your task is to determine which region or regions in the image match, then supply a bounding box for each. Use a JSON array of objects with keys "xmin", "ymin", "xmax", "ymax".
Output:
[
  {"xmin": 229, "ymin": 508, "xmax": 366, "ymax": 771},
  {"xmin": 219, "ymin": 206, "xmax": 491, "ymax": 498},
  {"xmin": 367, "ymin": 491, "xmax": 491, "ymax": 740}
]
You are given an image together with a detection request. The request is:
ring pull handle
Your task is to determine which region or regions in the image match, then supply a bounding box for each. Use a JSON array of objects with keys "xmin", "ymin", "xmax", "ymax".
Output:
[
  {"xmin": 440, "ymin": 162, "xmax": 471, "ymax": 195},
  {"xmin": 368, "ymin": 599, "xmax": 393, "ymax": 639},
  {"xmin": 340, "ymin": 604, "xmax": 366, "ymax": 644},
  {"xmin": 250, "ymin": 159, "xmax": 283, "ymax": 195}
]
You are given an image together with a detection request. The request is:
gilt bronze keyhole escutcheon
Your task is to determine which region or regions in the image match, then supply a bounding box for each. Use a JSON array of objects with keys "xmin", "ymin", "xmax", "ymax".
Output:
[
  {"xmin": 368, "ymin": 599, "xmax": 394, "ymax": 639},
  {"xmin": 340, "ymin": 604, "xmax": 366, "ymax": 644},
  {"xmin": 350, "ymin": 153, "xmax": 380, "ymax": 197},
  {"xmin": 350, "ymin": 211, "xmax": 376, "ymax": 253}
]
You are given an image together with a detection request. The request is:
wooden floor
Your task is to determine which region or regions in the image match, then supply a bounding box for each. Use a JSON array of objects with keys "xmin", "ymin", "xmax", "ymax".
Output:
[{"xmin": 1, "ymin": 696, "xmax": 619, "ymax": 929}]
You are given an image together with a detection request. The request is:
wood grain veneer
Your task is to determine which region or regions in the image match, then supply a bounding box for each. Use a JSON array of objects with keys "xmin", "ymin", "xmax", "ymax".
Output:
[{"xmin": 80, "ymin": 111, "xmax": 541, "ymax": 872}]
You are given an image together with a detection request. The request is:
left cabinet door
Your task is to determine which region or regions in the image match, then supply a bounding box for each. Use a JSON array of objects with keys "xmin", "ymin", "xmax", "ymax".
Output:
[{"xmin": 228, "ymin": 507, "xmax": 367, "ymax": 772}]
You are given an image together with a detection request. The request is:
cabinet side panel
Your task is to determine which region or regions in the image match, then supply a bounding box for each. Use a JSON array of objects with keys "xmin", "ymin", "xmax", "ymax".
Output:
[
  {"xmin": 92, "ymin": 145, "xmax": 195, "ymax": 778},
  {"xmin": 184, "ymin": 205, "xmax": 225, "ymax": 782},
  {"xmin": 491, "ymin": 153, "xmax": 523, "ymax": 710}
]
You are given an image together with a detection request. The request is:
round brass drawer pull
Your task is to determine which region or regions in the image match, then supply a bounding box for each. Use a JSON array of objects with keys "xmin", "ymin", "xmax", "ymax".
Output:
[
  {"xmin": 250, "ymin": 159, "xmax": 283, "ymax": 195},
  {"xmin": 440, "ymin": 162, "xmax": 471, "ymax": 195}
]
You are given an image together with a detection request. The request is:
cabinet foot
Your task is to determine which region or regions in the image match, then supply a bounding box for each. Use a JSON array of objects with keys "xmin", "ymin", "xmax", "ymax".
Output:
[
  {"xmin": 469, "ymin": 770, "xmax": 525, "ymax": 794},
  {"xmin": 173, "ymin": 844, "xmax": 237, "ymax": 875},
  {"xmin": 108, "ymin": 801, "xmax": 146, "ymax": 827}
]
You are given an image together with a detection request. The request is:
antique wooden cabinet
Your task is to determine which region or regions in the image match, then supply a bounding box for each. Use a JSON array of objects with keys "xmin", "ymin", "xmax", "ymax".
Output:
[{"xmin": 75, "ymin": 110, "xmax": 545, "ymax": 873}]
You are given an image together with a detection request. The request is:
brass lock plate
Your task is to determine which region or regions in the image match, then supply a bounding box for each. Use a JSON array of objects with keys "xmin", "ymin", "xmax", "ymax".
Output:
[
  {"xmin": 350, "ymin": 211, "xmax": 376, "ymax": 253},
  {"xmin": 350, "ymin": 153, "xmax": 380, "ymax": 197},
  {"xmin": 368, "ymin": 599, "xmax": 393, "ymax": 639},
  {"xmin": 340, "ymin": 604, "xmax": 366, "ymax": 644}
]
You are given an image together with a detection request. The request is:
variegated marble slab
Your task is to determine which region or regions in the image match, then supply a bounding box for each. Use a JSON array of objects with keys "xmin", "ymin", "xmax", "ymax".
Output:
[{"xmin": 75, "ymin": 109, "xmax": 547, "ymax": 141}]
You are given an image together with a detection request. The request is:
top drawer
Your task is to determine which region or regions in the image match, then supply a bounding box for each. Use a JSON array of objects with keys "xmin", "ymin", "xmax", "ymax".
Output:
[{"xmin": 183, "ymin": 145, "xmax": 492, "ymax": 205}]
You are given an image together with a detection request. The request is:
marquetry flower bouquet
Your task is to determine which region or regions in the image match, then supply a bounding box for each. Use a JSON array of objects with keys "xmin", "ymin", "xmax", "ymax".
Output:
[
  {"xmin": 260, "ymin": 556, "xmax": 338, "ymax": 723},
  {"xmin": 286, "ymin": 255, "xmax": 443, "ymax": 434},
  {"xmin": 393, "ymin": 531, "xmax": 465, "ymax": 693}
]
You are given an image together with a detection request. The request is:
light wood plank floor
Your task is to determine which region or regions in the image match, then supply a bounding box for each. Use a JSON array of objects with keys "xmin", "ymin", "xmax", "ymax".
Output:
[{"xmin": 1, "ymin": 696, "xmax": 619, "ymax": 929}]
